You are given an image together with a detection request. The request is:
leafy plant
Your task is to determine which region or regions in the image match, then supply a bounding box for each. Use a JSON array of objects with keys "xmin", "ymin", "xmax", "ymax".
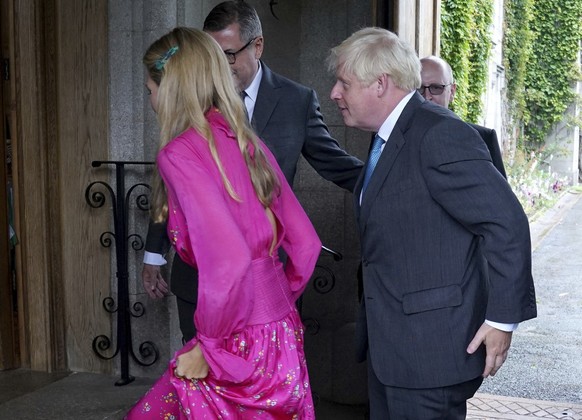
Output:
[
  {"xmin": 441, "ymin": 0, "xmax": 580, "ymax": 208},
  {"xmin": 502, "ymin": 0, "xmax": 535, "ymax": 160},
  {"xmin": 440, "ymin": 0, "xmax": 493, "ymax": 122},
  {"xmin": 523, "ymin": 0, "xmax": 582, "ymax": 145},
  {"xmin": 466, "ymin": 0, "xmax": 494, "ymax": 122}
]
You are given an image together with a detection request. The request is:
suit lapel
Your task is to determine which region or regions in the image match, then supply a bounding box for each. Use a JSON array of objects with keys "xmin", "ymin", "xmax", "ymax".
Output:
[
  {"xmin": 357, "ymin": 129, "xmax": 404, "ymax": 226},
  {"xmin": 356, "ymin": 93, "xmax": 425, "ymax": 228},
  {"xmin": 252, "ymin": 62, "xmax": 280, "ymax": 137},
  {"xmin": 354, "ymin": 158, "xmax": 366, "ymax": 220}
]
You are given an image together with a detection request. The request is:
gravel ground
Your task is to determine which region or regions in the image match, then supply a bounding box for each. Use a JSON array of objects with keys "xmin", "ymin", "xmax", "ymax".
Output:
[{"xmin": 478, "ymin": 190, "xmax": 582, "ymax": 403}]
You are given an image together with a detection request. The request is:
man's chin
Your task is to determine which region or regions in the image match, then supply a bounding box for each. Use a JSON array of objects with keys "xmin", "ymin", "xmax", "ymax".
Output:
[
  {"xmin": 341, "ymin": 115, "xmax": 355, "ymax": 128},
  {"xmin": 231, "ymin": 76, "xmax": 242, "ymax": 91}
]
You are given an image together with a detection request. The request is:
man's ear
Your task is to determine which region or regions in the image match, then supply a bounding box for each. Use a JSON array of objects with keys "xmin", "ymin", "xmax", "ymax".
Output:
[
  {"xmin": 449, "ymin": 82, "xmax": 457, "ymax": 103},
  {"xmin": 377, "ymin": 74, "xmax": 389, "ymax": 96},
  {"xmin": 254, "ymin": 36, "xmax": 264, "ymax": 60}
]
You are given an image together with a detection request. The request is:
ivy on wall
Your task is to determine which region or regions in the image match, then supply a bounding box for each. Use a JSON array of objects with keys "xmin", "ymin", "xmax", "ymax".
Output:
[
  {"xmin": 466, "ymin": 0, "xmax": 494, "ymax": 122},
  {"xmin": 522, "ymin": 0, "xmax": 582, "ymax": 146},
  {"xmin": 503, "ymin": 0, "xmax": 534, "ymax": 128},
  {"xmin": 440, "ymin": 0, "xmax": 473, "ymax": 120},
  {"xmin": 442, "ymin": 0, "xmax": 582, "ymax": 149},
  {"xmin": 440, "ymin": 0, "xmax": 493, "ymax": 123}
]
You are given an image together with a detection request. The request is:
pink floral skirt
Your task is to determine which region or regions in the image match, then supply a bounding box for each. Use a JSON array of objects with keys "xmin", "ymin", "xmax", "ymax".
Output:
[{"xmin": 126, "ymin": 309, "xmax": 315, "ymax": 419}]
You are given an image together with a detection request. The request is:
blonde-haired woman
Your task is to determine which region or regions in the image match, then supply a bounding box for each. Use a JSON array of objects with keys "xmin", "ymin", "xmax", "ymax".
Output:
[{"xmin": 126, "ymin": 27, "xmax": 320, "ymax": 419}]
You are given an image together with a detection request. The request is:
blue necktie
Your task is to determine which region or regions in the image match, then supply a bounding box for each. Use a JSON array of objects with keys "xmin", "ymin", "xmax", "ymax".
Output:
[{"xmin": 362, "ymin": 134, "xmax": 385, "ymax": 193}]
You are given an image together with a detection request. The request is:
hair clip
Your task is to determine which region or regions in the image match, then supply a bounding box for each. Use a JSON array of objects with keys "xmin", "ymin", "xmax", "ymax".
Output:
[{"xmin": 155, "ymin": 46, "xmax": 179, "ymax": 70}]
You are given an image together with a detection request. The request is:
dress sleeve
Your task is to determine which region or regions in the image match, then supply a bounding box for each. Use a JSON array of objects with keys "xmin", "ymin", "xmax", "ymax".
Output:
[
  {"xmin": 266, "ymin": 145, "xmax": 322, "ymax": 301},
  {"xmin": 158, "ymin": 146, "xmax": 256, "ymax": 383}
]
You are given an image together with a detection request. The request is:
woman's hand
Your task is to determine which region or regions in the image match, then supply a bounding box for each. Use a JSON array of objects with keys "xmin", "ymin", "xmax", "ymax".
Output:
[{"xmin": 174, "ymin": 344, "xmax": 209, "ymax": 380}]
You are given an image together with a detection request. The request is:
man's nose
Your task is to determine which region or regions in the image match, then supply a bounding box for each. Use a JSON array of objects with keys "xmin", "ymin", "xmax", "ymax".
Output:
[{"xmin": 330, "ymin": 84, "xmax": 340, "ymax": 100}]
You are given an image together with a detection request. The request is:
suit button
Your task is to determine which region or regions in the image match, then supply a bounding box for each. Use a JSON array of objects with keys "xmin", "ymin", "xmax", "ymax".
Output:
[{"xmin": 363, "ymin": 260, "xmax": 369, "ymax": 267}]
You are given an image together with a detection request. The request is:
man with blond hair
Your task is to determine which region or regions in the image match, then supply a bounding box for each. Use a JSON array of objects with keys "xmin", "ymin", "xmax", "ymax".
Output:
[{"xmin": 328, "ymin": 27, "xmax": 536, "ymax": 419}]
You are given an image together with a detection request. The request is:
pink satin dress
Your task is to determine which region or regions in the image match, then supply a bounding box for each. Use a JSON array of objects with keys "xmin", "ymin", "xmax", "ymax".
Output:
[{"xmin": 126, "ymin": 109, "xmax": 321, "ymax": 419}]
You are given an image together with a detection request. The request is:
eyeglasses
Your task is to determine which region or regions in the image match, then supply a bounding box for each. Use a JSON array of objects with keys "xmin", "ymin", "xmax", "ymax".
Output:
[
  {"xmin": 224, "ymin": 37, "xmax": 257, "ymax": 65},
  {"xmin": 417, "ymin": 84, "xmax": 451, "ymax": 96}
]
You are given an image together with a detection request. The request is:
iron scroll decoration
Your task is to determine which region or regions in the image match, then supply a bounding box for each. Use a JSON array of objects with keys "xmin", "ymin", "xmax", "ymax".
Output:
[
  {"xmin": 269, "ymin": 0, "xmax": 279, "ymax": 19},
  {"xmin": 85, "ymin": 160, "xmax": 158, "ymax": 386},
  {"xmin": 300, "ymin": 245, "xmax": 342, "ymax": 335}
]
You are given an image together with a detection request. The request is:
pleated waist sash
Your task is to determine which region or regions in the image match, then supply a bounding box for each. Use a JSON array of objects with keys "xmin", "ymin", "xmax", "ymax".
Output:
[{"xmin": 246, "ymin": 255, "xmax": 296, "ymax": 325}]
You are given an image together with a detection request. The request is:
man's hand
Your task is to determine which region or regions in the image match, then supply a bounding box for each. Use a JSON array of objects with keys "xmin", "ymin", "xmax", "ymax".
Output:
[
  {"xmin": 467, "ymin": 323, "xmax": 513, "ymax": 378},
  {"xmin": 142, "ymin": 263, "xmax": 169, "ymax": 299},
  {"xmin": 175, "ymin": 344, "xmax": 209, "ymax": 380}
]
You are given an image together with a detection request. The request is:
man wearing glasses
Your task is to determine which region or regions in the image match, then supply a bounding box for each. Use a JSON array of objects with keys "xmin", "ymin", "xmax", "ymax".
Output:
[
  {"xmin": 142, "ymin": 0, "xmax": 363, "ymax": 342},
  {"xmin": 419, "ymin": 55, "xmax": 506, "ymax": 177}
]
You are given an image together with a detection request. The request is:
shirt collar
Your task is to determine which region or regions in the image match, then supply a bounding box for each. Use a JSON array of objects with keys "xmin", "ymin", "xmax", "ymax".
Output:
[
  {"xmin": 243, "ymin": 61, "xmax": 262, "ymax": 104},
  {"xmin": 376, "ymin": 90, "xmax": 415, "ymax": 141}
]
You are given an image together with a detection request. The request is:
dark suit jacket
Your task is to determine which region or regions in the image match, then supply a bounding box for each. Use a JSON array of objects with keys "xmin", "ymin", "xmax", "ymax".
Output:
[
  {"xmin": 146, "ymin": 62, "xmax": 363, "ymax": 301},
  {"xmin": 354, "ymin": 92, "xmax": 536, "ymax": 389},
  {"xmin": 469, "ymin": 123, "xmax": 507, "ymax": 178}
]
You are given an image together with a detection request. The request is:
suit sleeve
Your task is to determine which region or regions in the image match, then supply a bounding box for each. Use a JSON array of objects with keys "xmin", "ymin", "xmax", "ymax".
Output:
[
  {"xmin": 472, "ymin": 125, "xmax": 507, "ymax": 179},
  {"xmin": 301, "ymin": 89, "xmax": 364, "ymax": 192},
  {"xmin": 144, "ymin": 220, "xmax": 171, "ymax": 255},
  {"xmin": 486, "ymin": 129, "xmax": 507, "ymax": 178},
  {"xmin": 420, "ymin": 119, "xmax": 536, "ymax": 324}
]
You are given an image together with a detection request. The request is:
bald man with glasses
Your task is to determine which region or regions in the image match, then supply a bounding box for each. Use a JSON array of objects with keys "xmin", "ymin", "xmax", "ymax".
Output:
[{"xmin": 420, "ymin": 55, "xmax": 506, "ymax": 177}]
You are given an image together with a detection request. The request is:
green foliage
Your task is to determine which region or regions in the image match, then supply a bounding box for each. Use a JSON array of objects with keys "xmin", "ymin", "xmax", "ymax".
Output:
[
  {"xmin": 503, "ymin": 0, "xmax": 535, "ymax": 124},
  {"xmin": 441, "ymin": 0, "xmax": 577, "ymax": 214},
  {"xmin": 440, "ymin": 0, "xmax": 493, "ymax": 122},
  {"xmin": 440, "ymin": 0, "xmax": 473, "ymax": 120},
  {"xmin": 523, "ymin": 0, "xmax": 582, "ymax": 145},
  {"xmin": 466, "ymin": 0, "xmax": 494, "ymax": 122}
]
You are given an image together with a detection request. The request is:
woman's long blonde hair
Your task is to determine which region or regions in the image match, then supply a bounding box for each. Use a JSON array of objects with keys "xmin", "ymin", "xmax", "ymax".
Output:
[{"xmin": 143, "ymin": 27, "xmax": 279, "ymax": 223}]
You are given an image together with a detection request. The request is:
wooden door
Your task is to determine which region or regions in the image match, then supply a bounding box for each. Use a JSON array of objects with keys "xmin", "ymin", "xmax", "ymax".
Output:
[
  {"xmin": 0, "ymin": 0, "xmax": 18, "ymax": 370},
  {"xmin": 374, "ymin": 0, "xmax": 441, "ymax": 57}
]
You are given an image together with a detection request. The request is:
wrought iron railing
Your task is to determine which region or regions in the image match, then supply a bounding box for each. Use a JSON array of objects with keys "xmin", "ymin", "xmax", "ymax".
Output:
[
  {"xmin": 299, "ymin": 245, "xmax": 342, "ymax": 335},
  {"xmin": 85, "ymin": 160, "xmax": 158, "ymax": 386}
]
